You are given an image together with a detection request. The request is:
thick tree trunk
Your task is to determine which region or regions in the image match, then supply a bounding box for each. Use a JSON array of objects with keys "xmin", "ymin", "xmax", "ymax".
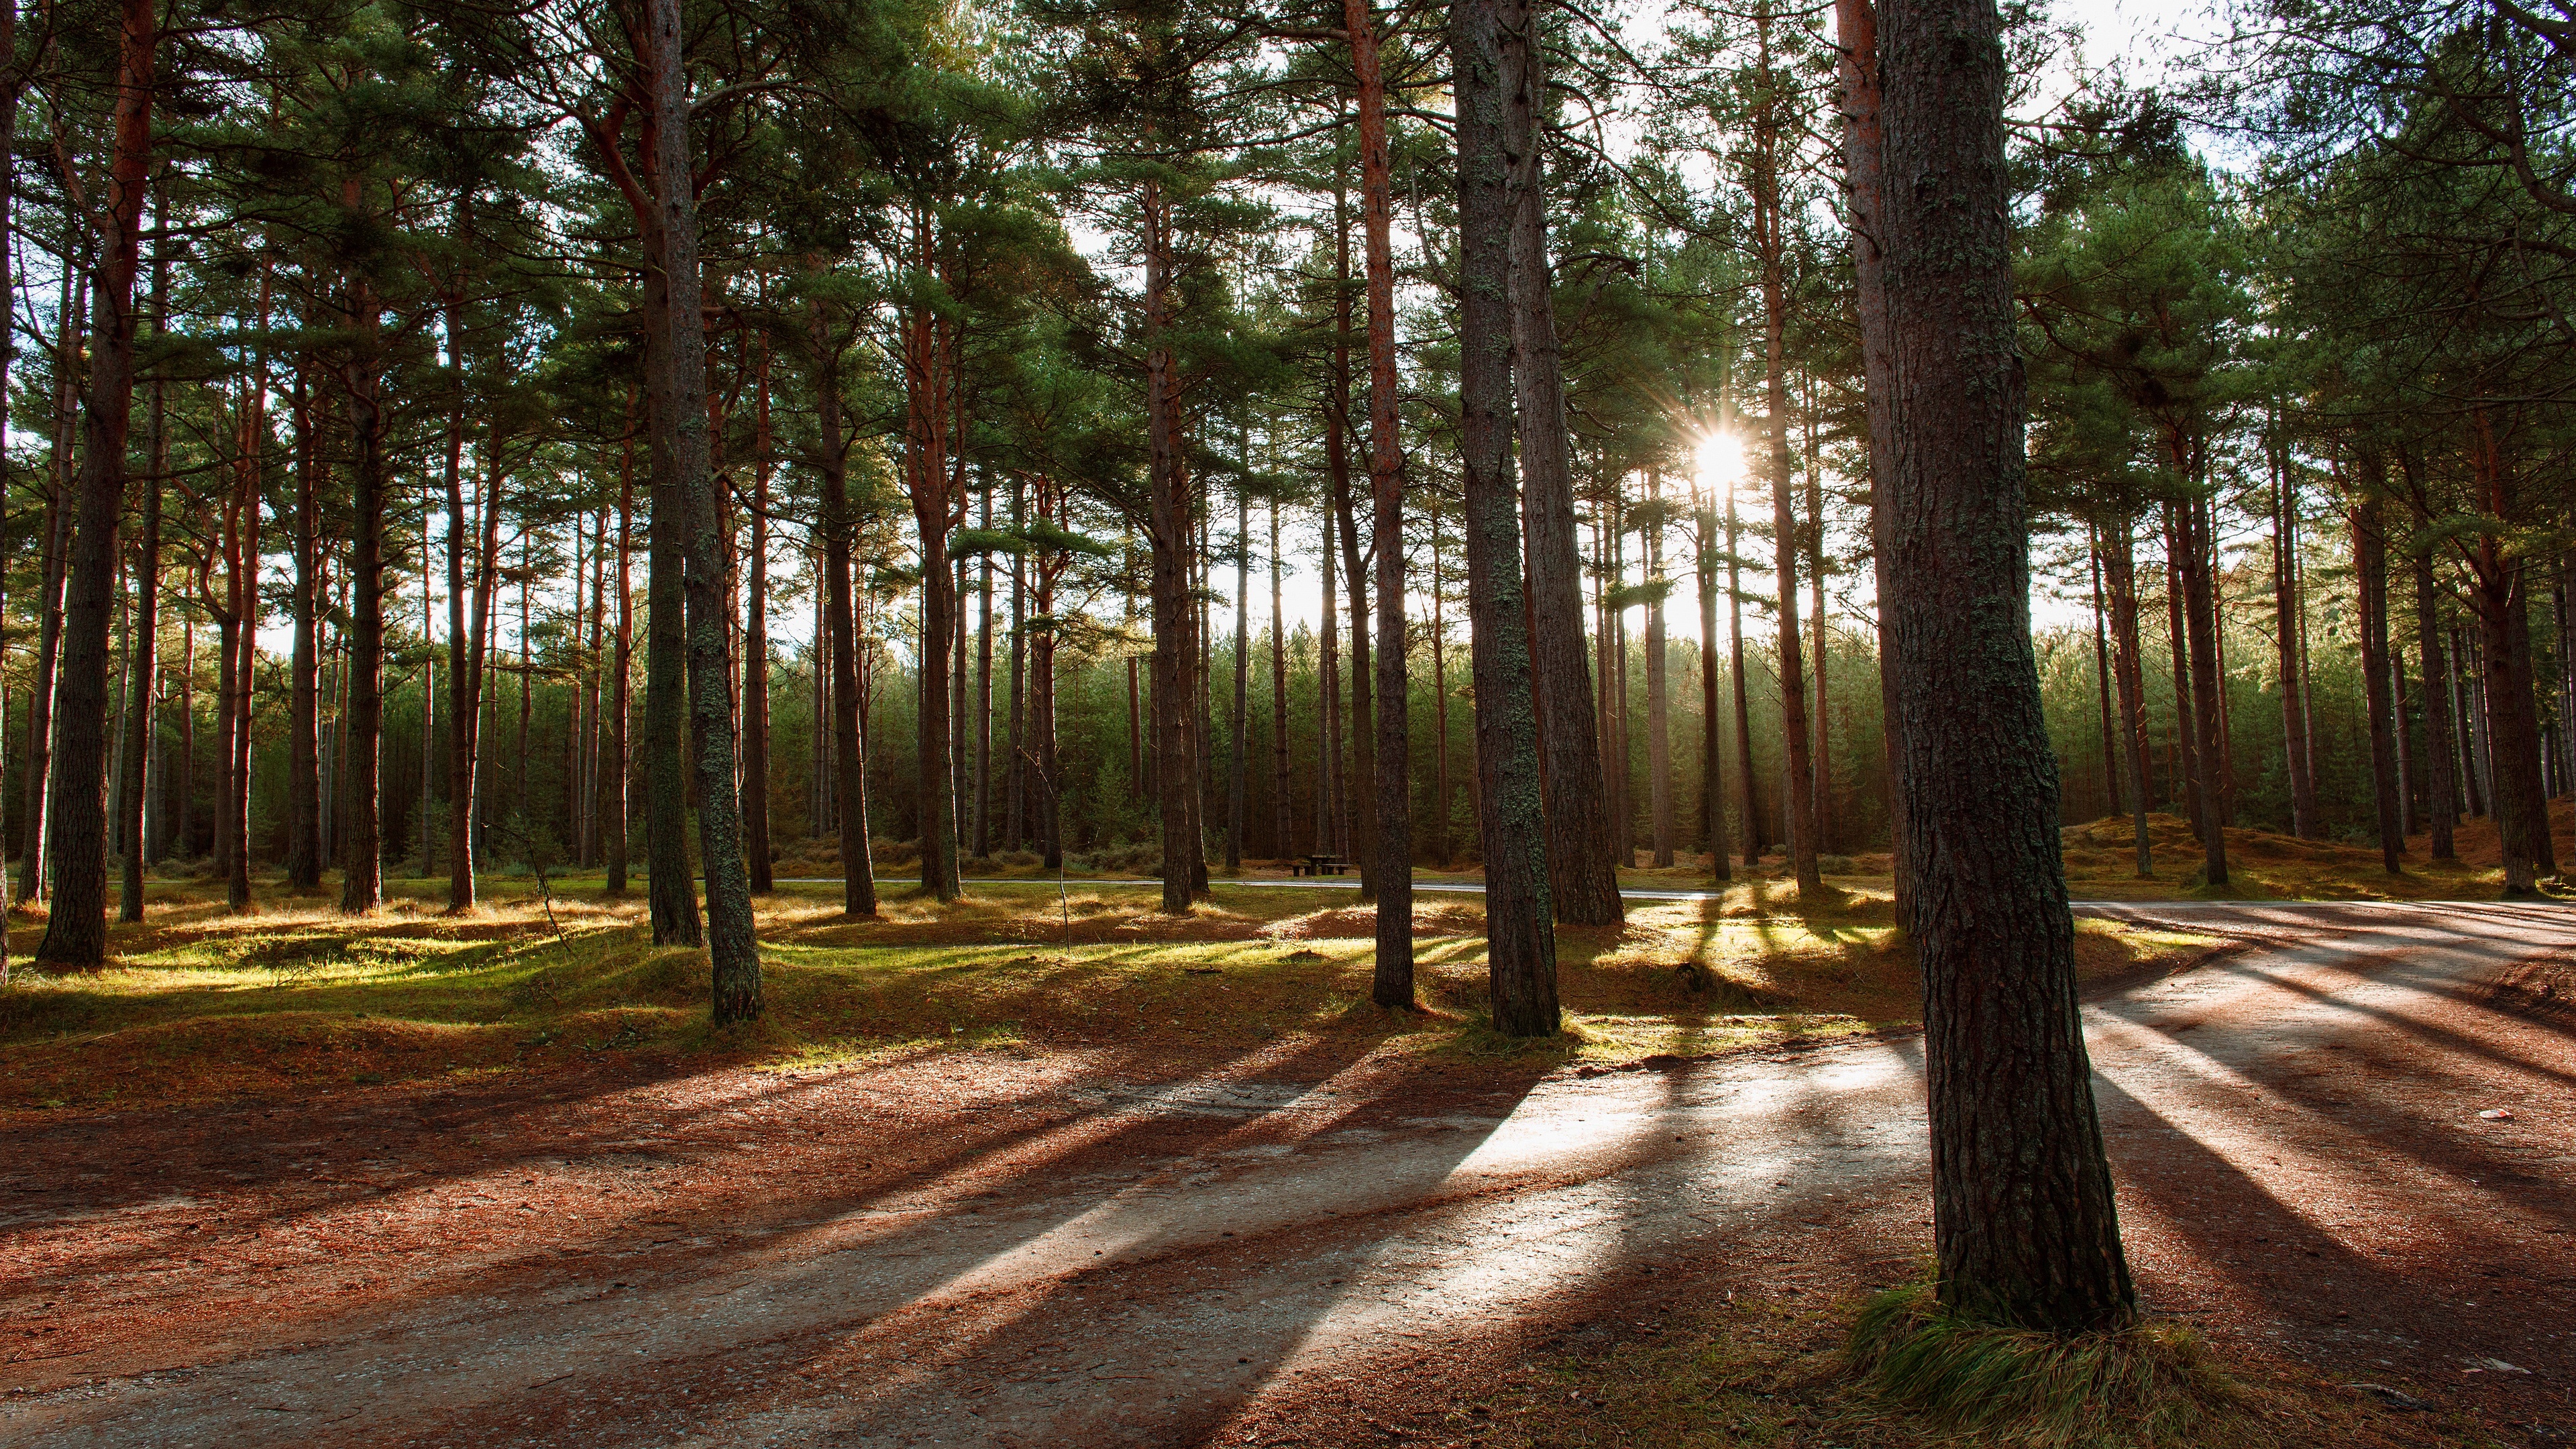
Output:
[
  {"xmin": 1501, "ymin": 13, "xmax": 1621, "ymax": 925},
  {"xmin": 1454, "ymin": 0, "xmax": 1560, "ymax": 1036},
  {"xmin": 1140, "ymin": 182, "xmax": 1201, "ymax": 913},
  {"xmin": 641, "ymin": 305, "xmax": 701, "ymax": 941},
  {"xmin": 38, "ymin": 0, "xmax": 154, "ymax": 965},
  {"xmin": 645, "ymin": 0, "xmax": 760, "ymax": 1018},
  {"xmin": 1873, "ymin": 0, "xmax": 2135, "ymax": 1329},
  {"xmin": 2351, "ymin": 494, "xmax": 2404, "ymax": 873},
  {"xmin": 2416, "ymin": 554, "xmax": 2459, "ymax": 860}
]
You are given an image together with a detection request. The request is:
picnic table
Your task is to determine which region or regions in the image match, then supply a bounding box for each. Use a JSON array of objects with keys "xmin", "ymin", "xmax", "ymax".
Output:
[{"xmin": 1291, "ymin": 853, "xmax": 1350, "ymax": 877}]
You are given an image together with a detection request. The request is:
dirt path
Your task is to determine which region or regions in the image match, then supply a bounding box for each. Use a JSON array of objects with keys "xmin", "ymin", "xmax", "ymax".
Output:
[{"xmin": 6, "ymin": 903, "xmax": 2573, "ymax": 1446}]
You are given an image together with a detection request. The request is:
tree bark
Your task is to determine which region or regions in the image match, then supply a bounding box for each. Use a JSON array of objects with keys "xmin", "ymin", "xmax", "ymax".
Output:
[
  {"xmin": 1647, "ymin": 472, "xmax": 1674, "ymax": 867},
  {"xmin": 1695, "ymin": 504, "xmax": 1732, "ymax": 879},
  {"xmin": 121, "ymin": 205, "xmax": 171, "ymax": 920},
  {"xmin": 644, "ymin": 0, "xmax": 761, "ymax": 1017},
  {"xmin": 2274, "ymin": 437, "xmax": 2318, "ymax": 838},
  {"xmin": 1501, "ymin": 18, "xmax": 1621, "ymax": 926},
  {"xmin": 1454, "ymin": 0, "xmax": 1560, "ymax": 1036},
  {"xmin": 1140, "ymin": 181, "xmax": 1201, "ymax": 912},
  {"xmin": 39, "ymin": 0, "xmax": 154, "ymax": 966},
  {"xmin": 2101, "ymin": 516, "xmax": 2155, "ymax": 875},
  {"xmin": 1873, "ymin": 0, "xmax": 2135, "ymax": 1329},
  {"xmin": 338, "ymin": 284, "xmax": 388, "ymax": 916},
  {"xmin": 1754, "ymin": 40, "xmax": 1822, "ymax": 896},
  {"xmin": 1725, "ymin": 486, "xmax": 1762, "ymax": 863}
]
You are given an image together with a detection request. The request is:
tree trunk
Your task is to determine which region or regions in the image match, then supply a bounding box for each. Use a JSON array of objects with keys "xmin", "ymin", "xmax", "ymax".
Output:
[
  {"xmin": 21, "ymin": 251, "xmax": 78, "ymax": 905},
  {"xmin": 2274, "ymin": 437, "xmax": 2318, "ymax": 837},
  {"xmin": 1725, "ymin": 487, "xmax": 1762, "ymax": 864},
  {"xmin": 1696, "ymin": 508, "xmax": 1732, "ymax": 879},
  {"xmin": 743, "ymin": 354, "xmax": 774, "ymax": 893},
  {"xmin": 1271, "ymin": 495, "xmax": 1294, "ymax": 859},
  {"xmin": 1327, "ymin": 153, "xmax": 1377, "ymax": 900},
  {"xmin": 1454, "ymin": 0, "xmax": 1560, "ymax": 1036},
  {"xmin": 121, "ymin": 213, "xmax": 170, "ymax": 920},
  {"xmin": 1502, "ymin": 29, "xmax": 1621, "ymax": 926},
  {"xmin": 641, "ymin": 290, "xmax": 701, "ymax": 941},
  {"xmin": 906, "ymin": 281, "xmax": 963, "ymax": 903},
  {"xmin": 817, "ymin": 333, "xmax": 877, "ymax": 916},
  {"xmin": 1346, "ymin": 0, "xmax": 1411, "ymax": 996},
  {"xmin": 1873, "ymin": 0, "xmax": 2135, "ymax": 1326},
  {"xmin": 2350, "ymin": 493, "xmax": 2404, "ymax": 874},
  {"xmin": 2416, "ymin": 553, "xmax": 2459, "ymax": 860},
  {"xmin": 39, "ymin": 0, "xmax": 155, "ymax": 966},
  {"xmin": 2102, "ymin": 516, "xmax": 2155, "ymax": 875},
  {"xmin": 1756, "ymin": 54, "xmax": 1822, "ymax": 896},
  {"xmin": 2087, "ymin": 527, "xmax": 2120, "ymax": 820},
  {"xmin": 645, "ymin": 0, "xmax": 759, "ymax": 1016},
  {"xmin": 1647, "ymin": 472, "xmax": 1674, "ymax": 866},
  {"xmin": 604, "ymin": 422, "xmax": 635, "ymax": 894},
  {"xmin": 1227, "ymin": 480, "xmax": 1248, "ymax": 871},
  {"xmin": 1140, "ymin": 181, "xmax": 1201, "ymax": 912},
  {"xmin": 338, "ymin": 286, "xmax": 388, "ymax": 916}
]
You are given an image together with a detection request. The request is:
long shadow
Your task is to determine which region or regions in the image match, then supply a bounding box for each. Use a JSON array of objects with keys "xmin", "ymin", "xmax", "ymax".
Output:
[
  {"xmin": 145, "ymin": 1034, "xmax": 1566, "ymax": 1446},
  {"xmin": 2090, "ymin": 1074, "xmax": 2573, "ymax": 1382}
]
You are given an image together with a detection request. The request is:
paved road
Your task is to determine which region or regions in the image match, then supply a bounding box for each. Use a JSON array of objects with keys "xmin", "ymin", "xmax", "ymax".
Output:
[{"xmin": 10, "ymin": 902, "xmax": 2573, "ymax": 1446}]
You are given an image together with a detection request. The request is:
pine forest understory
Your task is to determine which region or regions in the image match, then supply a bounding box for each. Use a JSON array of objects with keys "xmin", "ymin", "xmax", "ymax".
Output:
[{"xmin": 7, "ymin": 0, "xmax": 2576, "ymax": 1438}]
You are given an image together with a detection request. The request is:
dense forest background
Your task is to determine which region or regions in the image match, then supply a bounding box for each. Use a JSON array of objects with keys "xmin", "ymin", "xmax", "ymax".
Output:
[{"xmin": 5, "ymin": 0, "xmax": 2570, "ymax": 908}]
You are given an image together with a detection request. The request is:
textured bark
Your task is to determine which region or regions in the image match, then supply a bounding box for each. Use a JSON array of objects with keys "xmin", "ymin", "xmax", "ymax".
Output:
[
  {"xmin": 1454, "ymin": 0, "xmax": 1560, "ymax": 1036},
  {"xmin": 1140, "ymin": 180, "xmax": 1201, "ymax": 914},
  {"xmin": 1874, "ymin": 0, "xmax": 2135, "ymax": 1329},
  {"xmin": 644, "ymin": 0, "xmax": 761, "ymax": 1020},
  {"xmin": 1500, "ymin": 6, "xmax": 1621, "ymax": 926},
  {"xmin": 2350, "ymin": 495, "xmax": 2404, "ymax": 874},
  {"xmin": 442, "ymin": 338, "xmax": 478, "ymax": 908},
  {"xmin": 2416, "ymin": 554, "xmax": 2459, "ymax": 860},
  {"xmin": 641, "ymin": 271, "xmax": 702, "ymax": 945},
  {"xmin": 36, "ymin": 0, "xmax": 154, "ymax": 966}
]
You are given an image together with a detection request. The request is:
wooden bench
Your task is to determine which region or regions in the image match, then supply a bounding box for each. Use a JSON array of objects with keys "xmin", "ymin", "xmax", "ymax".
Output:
[{"xmin": 1291, "ymin": 854, "xmax": 1350, "ymax": 877}]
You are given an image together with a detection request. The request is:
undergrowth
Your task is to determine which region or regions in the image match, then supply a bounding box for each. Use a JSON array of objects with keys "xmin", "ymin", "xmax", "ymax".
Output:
[{"xmin": 1845, "ymin": 1284, "xmax": 2237, "ymax": 1448}]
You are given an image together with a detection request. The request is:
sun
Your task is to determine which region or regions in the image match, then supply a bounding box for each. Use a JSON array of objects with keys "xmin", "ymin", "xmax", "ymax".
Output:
[{"xmin": 1693, "ymin": 429, "xmax": 1745, "ymax": 495}]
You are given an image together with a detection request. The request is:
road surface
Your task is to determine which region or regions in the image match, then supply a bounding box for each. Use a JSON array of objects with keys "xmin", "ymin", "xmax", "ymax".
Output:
[{"xmin": 5, "ymin": 901, "xmax": 2571, "ymax": 1445}]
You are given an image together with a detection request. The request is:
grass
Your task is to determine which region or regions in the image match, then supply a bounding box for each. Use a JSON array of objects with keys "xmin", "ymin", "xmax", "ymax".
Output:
[
  {"xmin": 1466, "ymin": 1285, "xmax": 2502, "ymax": 1449},
  {"xmin": 2058, "ymin": 804, "xmax": 2576, "ymax": 901},
  {"xmin": 0, "ymin": 871, "xmax": 2223, "ymax": 1112}
]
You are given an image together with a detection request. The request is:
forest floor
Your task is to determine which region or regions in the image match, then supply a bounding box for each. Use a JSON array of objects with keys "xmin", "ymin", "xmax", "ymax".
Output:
[{"xmin": 1, "ymin": 875, "xmax": 2570, "ymax": 1445}]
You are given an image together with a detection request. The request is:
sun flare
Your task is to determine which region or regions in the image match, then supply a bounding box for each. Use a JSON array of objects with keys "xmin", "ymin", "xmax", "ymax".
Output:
[{"xmin": 1693, "ymin": 429, "xmax": 1745, "ymax": 494}]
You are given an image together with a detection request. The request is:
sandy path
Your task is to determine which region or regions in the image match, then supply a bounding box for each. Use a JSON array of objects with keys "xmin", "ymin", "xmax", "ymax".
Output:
[{"xmin": 6, "ymin": 902, "xmax": 2573, "ymax": 1446}]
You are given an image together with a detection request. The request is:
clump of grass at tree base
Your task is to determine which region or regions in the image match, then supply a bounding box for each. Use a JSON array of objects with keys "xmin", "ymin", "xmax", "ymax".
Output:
[
  {"xmin": 1477, "ymin": 1287, "xmax": 2476, "ymax": 1449},
  {"xmin": 0, "ymin": 880, "xmax": 2221, "ymax": 1110},
  {"xmin": 1845, "ymin": 1282, "xmax": 2239, "ymax": 1448}
]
